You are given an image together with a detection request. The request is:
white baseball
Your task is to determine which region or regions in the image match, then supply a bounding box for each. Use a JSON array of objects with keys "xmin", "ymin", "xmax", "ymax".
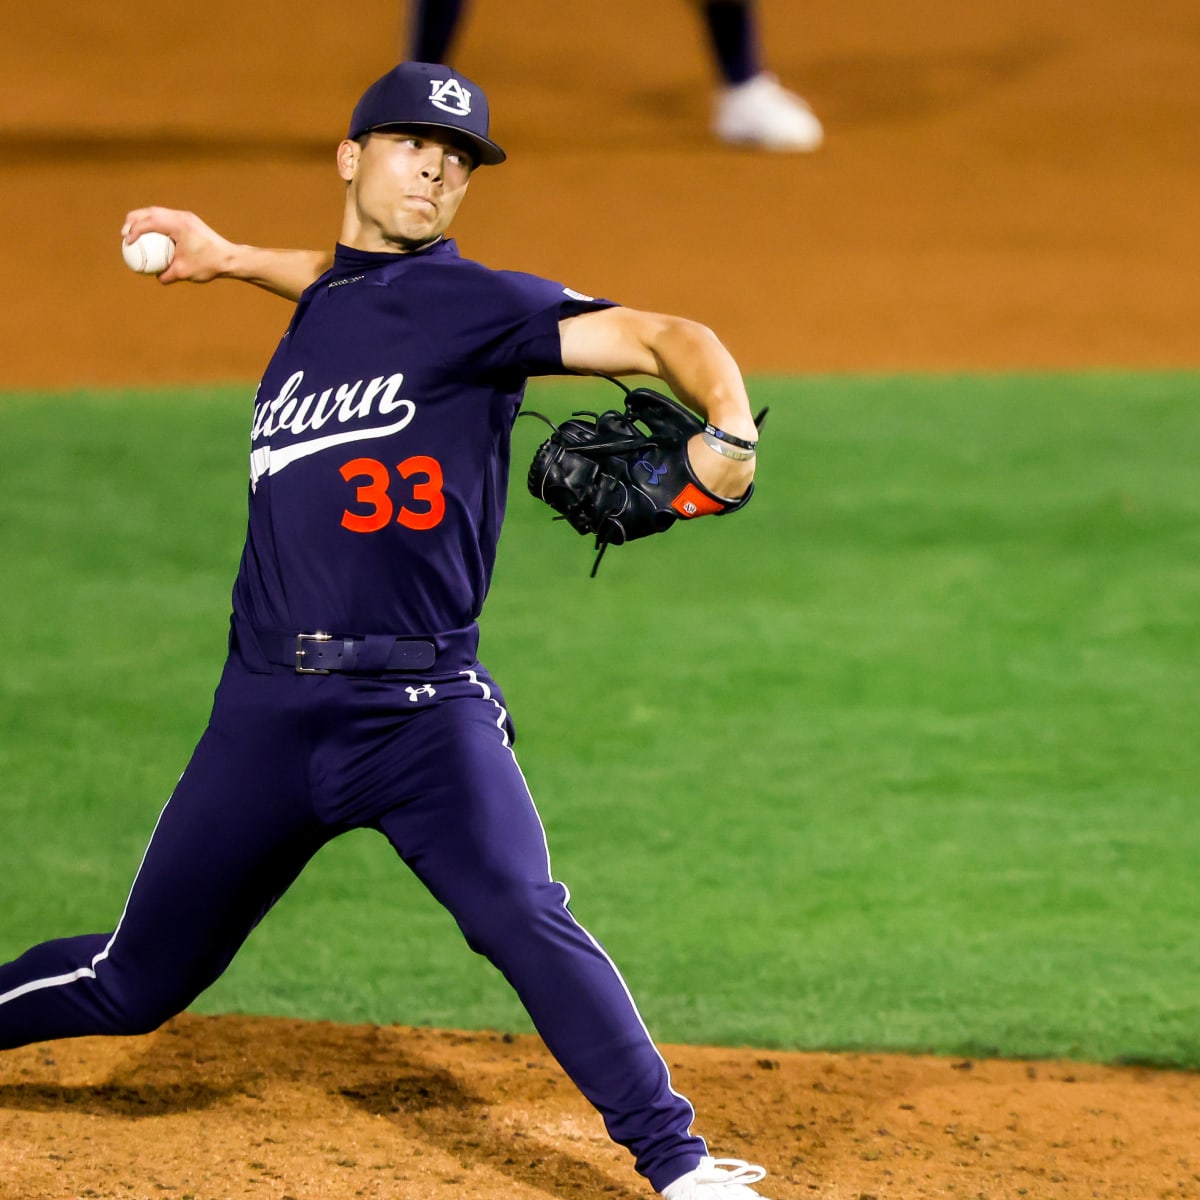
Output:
[{"xmin": 122, "ymin": 231, "xmax": 175, "ymax": 275}]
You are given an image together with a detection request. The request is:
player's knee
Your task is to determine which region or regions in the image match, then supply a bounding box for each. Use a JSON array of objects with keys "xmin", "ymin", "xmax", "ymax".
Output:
[
  {"xmin": 106, "ymin": 989, "xmax": 183, "ymax": 1036},
  {"xmin": 96, "ymin": 965, "xmax": 196, "ymax": 1035},
  {"xmin": 455, "ymin": 879, "xmax": 569, "ymax": 958}
]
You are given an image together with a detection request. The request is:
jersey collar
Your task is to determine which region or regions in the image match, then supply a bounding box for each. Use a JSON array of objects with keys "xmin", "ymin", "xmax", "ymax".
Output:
[{"xmin": 331, "ymin": 237, "xmax": 459, "ymax": 276}]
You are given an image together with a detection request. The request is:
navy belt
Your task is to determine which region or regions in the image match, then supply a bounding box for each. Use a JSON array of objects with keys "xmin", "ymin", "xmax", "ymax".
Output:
[{"xmin": 255, "ymin": 630, "xmax": 438, "ymax": 675}]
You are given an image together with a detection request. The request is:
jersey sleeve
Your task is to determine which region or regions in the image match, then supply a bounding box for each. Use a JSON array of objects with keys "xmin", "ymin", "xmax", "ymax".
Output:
[{"xmin": 466, "ymin": 270, "xmax": 618, "ymax": 378}]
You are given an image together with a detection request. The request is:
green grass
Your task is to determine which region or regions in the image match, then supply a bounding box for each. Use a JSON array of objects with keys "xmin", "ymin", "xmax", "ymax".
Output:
[{"xmin": 1, "ymin": 372, "xmax": 1198, "ymax": 1066}]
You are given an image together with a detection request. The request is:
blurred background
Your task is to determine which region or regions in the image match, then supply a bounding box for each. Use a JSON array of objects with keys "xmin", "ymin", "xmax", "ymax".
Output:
[{"xmin": 1, "ymin": 0, "xmax": 1197, "ymax": 389}]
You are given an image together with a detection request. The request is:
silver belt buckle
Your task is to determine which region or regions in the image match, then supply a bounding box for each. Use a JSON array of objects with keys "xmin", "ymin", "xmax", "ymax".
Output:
[{"xmin": 295, "ymin": 631, "xmax": 333, "ymax": 674}]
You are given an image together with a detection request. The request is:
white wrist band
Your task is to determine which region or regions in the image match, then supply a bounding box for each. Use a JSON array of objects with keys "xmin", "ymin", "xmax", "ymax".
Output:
[{"xmin": 701, "ymin": 431, "xmax": 756, "ymax": 461}]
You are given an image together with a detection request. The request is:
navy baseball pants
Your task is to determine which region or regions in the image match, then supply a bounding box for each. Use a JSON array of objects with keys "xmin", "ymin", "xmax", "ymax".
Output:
[{"xmin": 0, "ymin": 647, "xmax": 706, "ymax": 1191}]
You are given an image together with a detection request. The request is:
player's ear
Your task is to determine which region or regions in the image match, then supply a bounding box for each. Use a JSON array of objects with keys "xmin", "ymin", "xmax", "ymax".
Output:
[{"xmin": 337, "ymin": 138, "xmax": 361, "ymax": 183}]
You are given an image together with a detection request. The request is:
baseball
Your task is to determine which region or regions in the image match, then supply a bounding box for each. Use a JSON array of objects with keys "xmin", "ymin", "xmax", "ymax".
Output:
[{"xmin": 122, "ymin": 231, "xmax": 175, "ymax": 275}]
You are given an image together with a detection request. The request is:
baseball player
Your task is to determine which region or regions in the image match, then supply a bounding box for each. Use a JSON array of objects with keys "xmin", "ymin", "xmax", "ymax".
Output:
[
  {"xmin": 0, "ymin": 63, "xmax": 768, "ymax": 1200},
  {"xmin": 407, "ymin": 0, "xmax": 823, "ymax": 151}
]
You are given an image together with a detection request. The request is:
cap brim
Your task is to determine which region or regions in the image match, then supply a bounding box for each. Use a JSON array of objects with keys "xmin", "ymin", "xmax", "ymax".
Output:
[{"xmin": 358, "ymin": 120, "xmax": 506, "ymax": 166}]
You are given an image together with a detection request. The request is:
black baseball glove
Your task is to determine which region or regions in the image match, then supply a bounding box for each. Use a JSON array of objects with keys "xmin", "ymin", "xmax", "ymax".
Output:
[{"xmin": 523, "ymin": 378, "xmax": 766, "ymax": 575}]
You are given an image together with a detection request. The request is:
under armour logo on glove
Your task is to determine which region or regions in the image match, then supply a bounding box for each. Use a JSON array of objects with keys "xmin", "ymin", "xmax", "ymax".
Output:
[{"xmin": 635, "ymin": 459, "xmax": 669, "ymax": 486}]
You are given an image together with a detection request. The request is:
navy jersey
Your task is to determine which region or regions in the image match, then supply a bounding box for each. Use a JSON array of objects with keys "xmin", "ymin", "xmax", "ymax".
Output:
[{"xmin": 230, "ymin": 239, "xmax": 614, "ymax": 637}]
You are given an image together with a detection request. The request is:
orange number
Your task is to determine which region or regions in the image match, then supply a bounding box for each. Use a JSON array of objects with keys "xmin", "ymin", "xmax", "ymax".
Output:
[
  {"xmin": 396, "ymin": 455, "xmax": 445, "ymax": 530},
  {"xmin": 339, "ymin": 457, "xmax": 393, "ymax": 533},
  {"xmin": 338, "ymin": 455, "xmax": 446, "ymax": 533}
]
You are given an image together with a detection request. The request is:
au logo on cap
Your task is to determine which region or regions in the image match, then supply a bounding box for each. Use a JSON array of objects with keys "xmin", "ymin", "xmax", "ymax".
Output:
[{"xmin": 429, "ymin": 79, "xmax": 472, "ymax": 116}]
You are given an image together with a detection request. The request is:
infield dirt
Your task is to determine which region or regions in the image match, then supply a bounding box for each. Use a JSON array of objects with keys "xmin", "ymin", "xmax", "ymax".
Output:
[{"xmin": 2, "ymin": 1, "xmax": 1199, "ymax": 1198}]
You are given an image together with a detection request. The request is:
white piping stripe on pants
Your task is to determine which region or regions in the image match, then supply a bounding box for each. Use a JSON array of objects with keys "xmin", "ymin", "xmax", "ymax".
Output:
[
  {"xmin": 0, "ymin": 792, "xmax": 175, "ymax": 1009},
  {"xmin": 458, "ymin": 667, "xmax": 703, "ymax": 1140}
]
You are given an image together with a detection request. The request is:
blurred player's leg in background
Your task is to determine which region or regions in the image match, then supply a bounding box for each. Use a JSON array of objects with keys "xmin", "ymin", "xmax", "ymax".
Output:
[
  {"xmin": 406, "ymin": 0, "xmax": 467, "ymax": 62},
  {"xmin": 403, "ymin": 0, "xmax": 822, "ymax": 150},
  {"xmin": 699, "ymin": 1, "xmax": 823, "ymax": 151}
]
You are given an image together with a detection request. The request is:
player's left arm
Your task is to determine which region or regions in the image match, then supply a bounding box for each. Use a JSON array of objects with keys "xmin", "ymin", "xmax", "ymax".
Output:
[{"xmin": 559, "ymin": 305, "xmax": 757, "ymax": 499}]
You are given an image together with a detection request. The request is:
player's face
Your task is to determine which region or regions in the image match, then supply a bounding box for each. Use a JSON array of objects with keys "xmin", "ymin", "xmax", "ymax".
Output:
[{"xmin": 339, "ymin": 128, "xmax": 475, "ymax": 253}]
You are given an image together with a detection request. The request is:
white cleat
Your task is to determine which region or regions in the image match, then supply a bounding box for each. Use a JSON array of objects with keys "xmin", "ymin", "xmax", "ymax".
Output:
[
  {"xmin": 713, "ymin": 72, "xmax": 824, "ymax": 152},
  {"xmin": 661, "ymin": 1156, "xmax": 772, "ymax": 1199}
]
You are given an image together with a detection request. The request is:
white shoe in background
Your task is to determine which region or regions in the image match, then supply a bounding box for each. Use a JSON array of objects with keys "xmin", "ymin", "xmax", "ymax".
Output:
[{"xmin": 713, "ymin": 72, "xmax": 824, "ymax": 151}]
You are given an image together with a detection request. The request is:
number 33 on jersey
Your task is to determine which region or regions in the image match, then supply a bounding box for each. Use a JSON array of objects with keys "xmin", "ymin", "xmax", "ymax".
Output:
[{"xmin": 339, "ymin": 455, "xmax": 445, "ymax": 532}]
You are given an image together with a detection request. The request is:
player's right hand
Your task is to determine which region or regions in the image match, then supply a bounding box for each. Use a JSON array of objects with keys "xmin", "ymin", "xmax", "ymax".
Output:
[{"xmin": 121, "ymin": 207, "xmax": 237, "ymax": 286}]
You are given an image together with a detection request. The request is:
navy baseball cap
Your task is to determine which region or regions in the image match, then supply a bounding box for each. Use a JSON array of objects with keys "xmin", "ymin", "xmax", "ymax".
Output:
[{"xmin": 347, "ymin": 62, "xmax": 506, "ymax": 166}]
